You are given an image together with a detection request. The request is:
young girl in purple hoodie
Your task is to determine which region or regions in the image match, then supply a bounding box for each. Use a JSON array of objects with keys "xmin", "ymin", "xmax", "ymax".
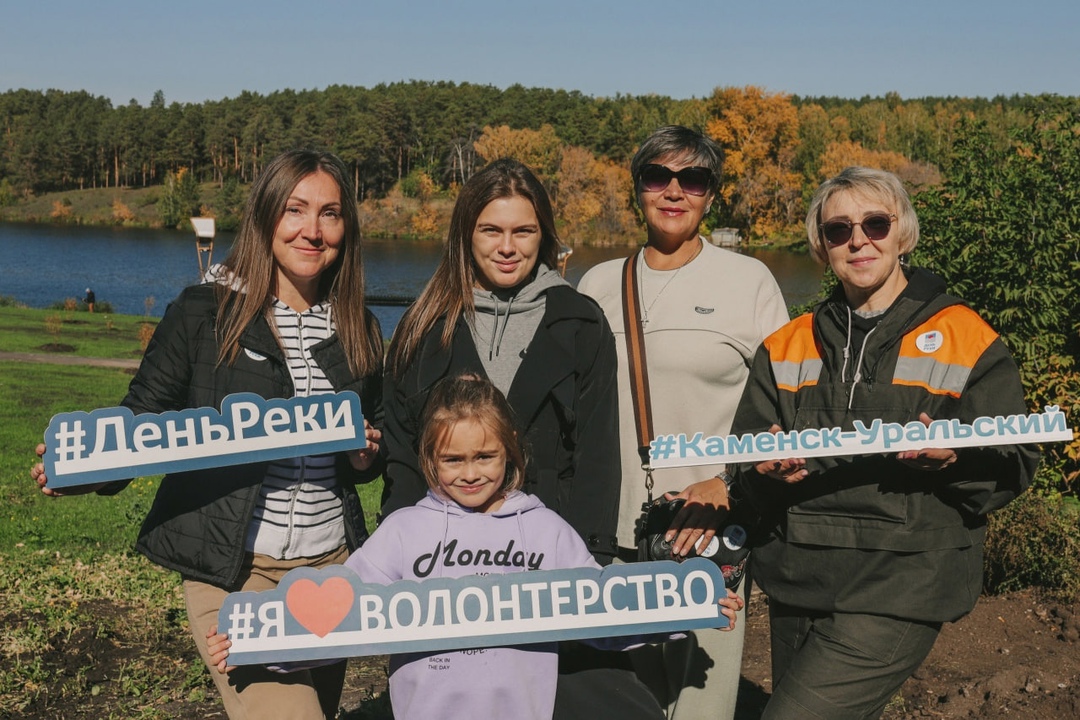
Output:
[{"xmin": 211, "ymin": 374, "xmax": 742, "ymax": 719}]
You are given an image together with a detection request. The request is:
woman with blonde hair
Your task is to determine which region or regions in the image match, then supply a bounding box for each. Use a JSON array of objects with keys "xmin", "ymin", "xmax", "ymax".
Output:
[{"xmin": 731, "ymin": 166, "xmax": 1038, "ymax": 718}]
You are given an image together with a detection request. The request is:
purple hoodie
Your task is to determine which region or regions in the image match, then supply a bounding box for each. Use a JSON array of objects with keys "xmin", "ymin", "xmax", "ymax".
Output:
[{"xmin": 346, "ymin": 490, "xmax": 603, "ymax": 720}]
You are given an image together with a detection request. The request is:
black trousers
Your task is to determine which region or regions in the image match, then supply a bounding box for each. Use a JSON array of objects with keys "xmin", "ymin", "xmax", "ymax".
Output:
[{"xmin": 554, "ymin": 641, "xmax": 665, "ymax": 720}]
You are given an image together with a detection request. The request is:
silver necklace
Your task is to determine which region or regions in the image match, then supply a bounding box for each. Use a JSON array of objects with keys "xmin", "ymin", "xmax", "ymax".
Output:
[{"xmin": 638, "ymin": 240, "xmax": 702, "ymax": 327}]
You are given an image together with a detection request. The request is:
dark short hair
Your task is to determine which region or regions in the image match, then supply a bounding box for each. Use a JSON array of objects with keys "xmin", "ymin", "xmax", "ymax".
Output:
[{"xmin": 630, "ymin": 126, "xmax": 724, "ymax": 198}]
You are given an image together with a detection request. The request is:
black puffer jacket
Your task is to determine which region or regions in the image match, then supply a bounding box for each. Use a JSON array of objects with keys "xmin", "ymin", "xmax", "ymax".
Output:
[{"xmin": 105, "ymin": 284, "xmax": 383, "ymax": 588}]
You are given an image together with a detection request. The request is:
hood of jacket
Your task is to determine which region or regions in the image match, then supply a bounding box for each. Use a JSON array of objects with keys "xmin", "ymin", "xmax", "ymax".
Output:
[
  {"xmin": 469, "ymin": 264, "xmax": 569, "ymax": 391},
  {"xmin": 816, "ymin": 267, "xmax": 961, "ymax": 401}
]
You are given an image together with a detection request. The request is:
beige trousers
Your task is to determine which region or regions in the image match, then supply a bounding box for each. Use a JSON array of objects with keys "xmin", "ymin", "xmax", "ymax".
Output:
[
  {"xmin": 617, "ymin": 553, "xmax": 748, "ymax": 720},
  {"xmin": 183, "ymin": 546, "xmax": 351, "ymax": 720}
]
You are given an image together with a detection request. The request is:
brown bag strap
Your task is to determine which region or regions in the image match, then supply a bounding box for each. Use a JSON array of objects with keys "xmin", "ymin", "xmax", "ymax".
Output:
[{"xmin": 621, "ymin": 253, "xmax": 655, "ymax": 501}]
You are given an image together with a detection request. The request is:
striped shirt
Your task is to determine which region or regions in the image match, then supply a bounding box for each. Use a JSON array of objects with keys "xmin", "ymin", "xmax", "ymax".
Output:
[{"xmin": 245, "ymin": 299, "xmax": 347, "ymax": 559}]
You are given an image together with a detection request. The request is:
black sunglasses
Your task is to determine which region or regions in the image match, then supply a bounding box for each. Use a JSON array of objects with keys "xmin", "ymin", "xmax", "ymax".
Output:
[
  {"xmin": 820, "ymin": 213, "xmax": 896, "ymax": 246},
  {"xmin": 638, "ymin": 164, "xmax": 713, "ymax": 197}
]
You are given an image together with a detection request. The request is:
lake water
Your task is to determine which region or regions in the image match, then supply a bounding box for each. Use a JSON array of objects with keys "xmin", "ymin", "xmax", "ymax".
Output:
[{"xmin": 0, "ymin": 222, "xmax": 823, "ymax": 334}]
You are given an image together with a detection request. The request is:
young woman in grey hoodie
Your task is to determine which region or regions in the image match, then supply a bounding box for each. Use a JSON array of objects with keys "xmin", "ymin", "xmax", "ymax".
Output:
[{"xmin": 383, "ymin": 159, "xmax": 622, "ymax": 568}]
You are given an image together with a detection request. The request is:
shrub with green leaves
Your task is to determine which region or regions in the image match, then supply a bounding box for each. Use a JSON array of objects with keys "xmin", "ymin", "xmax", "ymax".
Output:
[
  {"xmin": 984, "ymin": 492, "xmax": 1080, "ymax": 599},
  {"xmin": 913, "ymin": 99, "xmax": 1080, "ymax": 496}
]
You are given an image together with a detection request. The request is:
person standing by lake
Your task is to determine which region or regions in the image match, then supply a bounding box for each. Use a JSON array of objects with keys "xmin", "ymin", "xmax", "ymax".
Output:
[
  {"xmin": 730, "ymin": 166, "xmax": 1039, "ymax": 719},
  {"xmin": 83, "ymin": 287, "xmax": 95, "ymax": 312},
  {"xmin": 32, "ymin": 149, "xmax": 385, "ymax": 720},
  {"xmin": 382, "ymin": 159, "xmax": 662, "ymax": 717},
  {"xmin": 578, "ymin": 125, "xmax": 789, "ymax": 720}
]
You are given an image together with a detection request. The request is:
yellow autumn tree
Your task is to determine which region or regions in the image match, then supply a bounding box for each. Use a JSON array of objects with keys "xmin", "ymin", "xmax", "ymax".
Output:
[
  {"xmin": 410, "ymin": 204, "xmax": 440, "ymax": 238},
  {"xmin": 594, "ymin": 160, "xmax": 636, "ymax": 238},
  {"xmin": 473, "ymin": 124, "xmax": 562, "ymax": 181},
  {"xmin": 817, "ymin": 140, "xmax": 911, "ymax": 179},
  {"xmin": 51, "ymin": 199, "xmax": 73, "ymax": 220},
  {"xmin": 112, "ymin": 198, "xmax": 136, "ymax": 222},
  {"xmin": 555, "ymin": 146, "xmax": 602, "ymax": 238},
  {"xmin": 415, "ymin": 171, "xmax": 437, "ymax": 203},
  {"xmin": 706, "ymin": 86, "xmax": 803, "ymax": 239},
  {"xmin": 553, "ymin": 146, "xmax": 636, "ymax": 243},
  {"xmin": 817, "ymin": 141, "xmax": 942, "ymax": 190}
]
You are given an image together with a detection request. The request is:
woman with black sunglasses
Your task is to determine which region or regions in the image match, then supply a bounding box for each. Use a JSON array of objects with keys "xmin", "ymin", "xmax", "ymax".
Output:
[
  {"xmin": 578, "ymin": 125, "xmax": 788, "ymax": 720},
  {"xmin": 729, "ymin": 166, "xmax": 1039, "ymax": 719}
]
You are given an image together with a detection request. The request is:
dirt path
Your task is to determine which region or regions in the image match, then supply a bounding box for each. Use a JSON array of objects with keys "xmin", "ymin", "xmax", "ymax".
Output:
[{"xmin": 0, "ymin": 351, "xmax": 140, "ymax": 369}]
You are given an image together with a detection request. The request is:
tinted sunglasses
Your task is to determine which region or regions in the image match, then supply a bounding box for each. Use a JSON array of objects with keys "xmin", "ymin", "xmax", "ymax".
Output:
[
  {"xmin": 820, "ymin": 213, "xmax": 896, "ymax": 246},
  {"xmin": 638, "ymin": 164, "xmax": 713, "ymax": 196}
]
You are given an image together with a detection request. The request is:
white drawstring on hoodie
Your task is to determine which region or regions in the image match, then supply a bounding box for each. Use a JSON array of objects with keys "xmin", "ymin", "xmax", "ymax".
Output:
[{"xmin": 841, "ymin": 306, "xmax": 878, "ymax": 410}]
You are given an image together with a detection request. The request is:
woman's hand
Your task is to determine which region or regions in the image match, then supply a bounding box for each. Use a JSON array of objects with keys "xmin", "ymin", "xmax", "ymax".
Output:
[
  {"xmin": 752, "ymin": 425, "xmax": 808, "ymax": 483},
  {"xmin": 663, "ymin": 475, "xmax": 731, "ymax": 557},
  {"xmin": 348, "ymin": 420, "xmax": 382, "ymax": 471},
  {"xmin": 206, "ymin": 625, "xmax": 233, "ymax": 674},
  {"xmin": 896, "ymin": 413, "xmax": 958, "ymax": 471},
  {"xmin": 717, "ymin": 588, "xmax": 744, "ymax": 632},
  {"xmin": 30, "ymin": 443, "xmax": 105, "ymax": 496}
]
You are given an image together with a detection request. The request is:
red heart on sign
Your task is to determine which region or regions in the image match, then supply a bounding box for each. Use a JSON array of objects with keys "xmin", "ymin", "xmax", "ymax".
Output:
[{"xmin": 285, "ymin": 576, "xmax": 355, "ymax": 638}]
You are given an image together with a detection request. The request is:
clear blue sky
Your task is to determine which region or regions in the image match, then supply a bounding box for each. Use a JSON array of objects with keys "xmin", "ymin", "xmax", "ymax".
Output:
[{"xmin": 3, "ymin": 0, "xmax": 1077, "ymax": 106}]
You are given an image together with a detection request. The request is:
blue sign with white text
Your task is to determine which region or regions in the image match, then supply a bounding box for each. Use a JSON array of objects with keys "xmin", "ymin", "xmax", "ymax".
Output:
[
  {"xmin": 43, "ymin": 392, "xmax": 364, "ymax": 488},
  {"xmin": 220, "ymin": 560, "xmax": 729, "ymax": 665}
]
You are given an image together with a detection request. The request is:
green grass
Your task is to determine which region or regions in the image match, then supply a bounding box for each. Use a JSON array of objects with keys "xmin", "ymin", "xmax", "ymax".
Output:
[
  {"xmin": 1, "ymin": 329, "xmax": 386, "ymax": 716},
  {"xmin": 0, "ymin": 305, "xmax": 155, "ymax": 359},
  {"xmin": 0, "ymin": 356, "xmax": 383, "ymax": 554},
  {"xmin": 0, "ymin": 549, "xmax": 199, "ymax": 717},
  {"xmin": 0, "ymin": 361, "xmax": 145, "ymax": 553},
  {"xmin": 0, "ymin": 182, "xmax": 231, "ymax": 229}
]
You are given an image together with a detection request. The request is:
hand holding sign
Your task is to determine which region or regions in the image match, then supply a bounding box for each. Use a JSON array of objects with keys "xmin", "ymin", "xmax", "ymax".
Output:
[
  {"xmin": 752, "ymin": 425, "xmax": 809, "ymax": 483},
  {"xmin": 218, "ymin": 560, "xmax": 733, "ymax": 666},
  {"xmin": 895, "ymin": 413, "xmax": 959, "ymax": 471},
  {"xmin": 347, "ymin": 420, "xmax": 382, "ymax": 473},
  {"xmin": 39, "ymin": 392, "xmax": 366, "ymax": 489},
  {"xmin": 31, "ymin": 443, "xmax": 106, "ymax": 497}
]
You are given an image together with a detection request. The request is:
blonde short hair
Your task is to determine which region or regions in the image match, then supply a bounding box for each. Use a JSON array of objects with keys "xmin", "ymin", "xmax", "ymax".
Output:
[{"xmin": 806, "ymin": 166, "xmax": 919, "ymax": 264}]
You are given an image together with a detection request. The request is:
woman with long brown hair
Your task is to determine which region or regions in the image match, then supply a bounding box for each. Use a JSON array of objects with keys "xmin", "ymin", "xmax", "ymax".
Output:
[
  {"xmin": 383, "ymin": 158, "xmax": 620, "ymax": 561},
  {"xmin": 383, "ymin": 158, "xmax": 661, "ymax": 718},
  {"xmin": 33, "ymin": 149, "xmax": 384, "ymax": 720}
]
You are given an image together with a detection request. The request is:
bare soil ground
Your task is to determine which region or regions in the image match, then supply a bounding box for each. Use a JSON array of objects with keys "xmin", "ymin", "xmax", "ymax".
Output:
[
  {"xmin": 12, "ymin": 587, "xmax": 1079, "ymax": 719},
  {"xmin": 738, "ymin": 588, "xmax": 1080, "ymax": 720}
]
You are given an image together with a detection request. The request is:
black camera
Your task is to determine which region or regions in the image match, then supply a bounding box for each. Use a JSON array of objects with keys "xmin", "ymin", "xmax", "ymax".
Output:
[{"xmin": 635, "ymin": 497, "xmax": 751, "ymax": 591}]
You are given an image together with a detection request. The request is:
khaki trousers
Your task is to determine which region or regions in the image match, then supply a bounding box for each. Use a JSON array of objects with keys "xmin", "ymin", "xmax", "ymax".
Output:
[
  {"xmin": 762, "ymin": 601, "xmax": 941, "ymax": 720},
  {"xmin": 184, "ymin": 546, "xmax": 351, "ymax": 720}
]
